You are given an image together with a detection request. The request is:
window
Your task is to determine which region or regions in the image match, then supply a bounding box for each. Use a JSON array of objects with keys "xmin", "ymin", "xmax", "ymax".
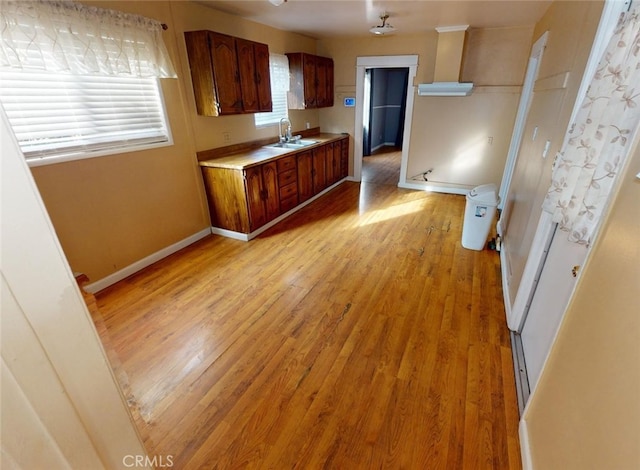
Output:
[
  {"xmin": 0, "ymin": 0, "xmax": 176, "ymax": 166},
  {"xmin": 254, "ymin": 54, "xmax": 290, "ymax": 128},
  {"xmin": 0, "ymin": 70, "xmax": 171, "ymax": 165}
]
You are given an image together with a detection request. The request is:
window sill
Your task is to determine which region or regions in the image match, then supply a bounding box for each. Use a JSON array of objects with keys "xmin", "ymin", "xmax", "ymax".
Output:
[{"xmin": 26, "ymin": 139, "xmax": 174, "ymax": 168}]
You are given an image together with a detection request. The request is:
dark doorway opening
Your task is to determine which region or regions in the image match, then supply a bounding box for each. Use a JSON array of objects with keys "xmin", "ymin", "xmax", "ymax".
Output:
[{"xmin": 363, "ymin": 67, "xmax": 409, "ymax": 157}]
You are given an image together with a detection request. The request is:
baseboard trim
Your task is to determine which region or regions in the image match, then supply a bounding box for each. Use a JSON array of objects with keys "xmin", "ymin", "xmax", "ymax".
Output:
[
  {"xmin": 210, "ymin": 227, "xmax": 249, "ymax": 241},
  {"xmin": 398, "ymin": 180, "xmax": 472, "ymax": 195},
  {"xmin": 511, "ymin": 331, "xmax": 530, "ymax": 415},
  {"xmin": 83, "ymin": 228, "xmax": 212, "ymax": 294},
  {"xmin": 500, "ymin": 244, "xmax": 512, "ymax": 325},
  {"xmin": 519, "ymin": 418, "xmax": 534, "ymax": 470},
  {"xmin": 213, "ymin": 178, "xmax": 349, "ymax": 241}
]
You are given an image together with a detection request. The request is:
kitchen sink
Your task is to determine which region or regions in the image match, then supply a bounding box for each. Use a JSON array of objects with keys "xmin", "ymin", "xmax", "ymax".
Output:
[{"xmin": 270, "ymin": 139, "xmax": 318, "ymax": 149}]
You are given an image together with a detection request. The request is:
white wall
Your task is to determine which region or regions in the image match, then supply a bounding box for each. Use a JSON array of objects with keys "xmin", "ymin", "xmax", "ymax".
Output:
[{"xmin": 1, "ymin": 110, "xmax": 150, "ymax": 469}]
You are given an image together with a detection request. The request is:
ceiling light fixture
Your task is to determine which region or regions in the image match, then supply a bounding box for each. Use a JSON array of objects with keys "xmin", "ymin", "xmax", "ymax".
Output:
[
  {"xmin": 269, "ymin": 0, "xmax": 287, "ymax": 5},
  {"xmin": 369, "ymin": 13, "xmax": 396, "ymax": 36}
]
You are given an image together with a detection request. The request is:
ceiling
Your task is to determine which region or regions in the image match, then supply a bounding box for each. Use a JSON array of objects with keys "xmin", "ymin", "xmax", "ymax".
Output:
[{"xmin": 196, "ymin": 0, "xmax": 552, "ymax": 39}]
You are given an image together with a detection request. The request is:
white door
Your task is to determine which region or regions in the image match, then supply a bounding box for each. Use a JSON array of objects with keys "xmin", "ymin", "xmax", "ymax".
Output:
[{"xmin": 520, "ymin": 231, "xmax": 587, "ymax": 391}]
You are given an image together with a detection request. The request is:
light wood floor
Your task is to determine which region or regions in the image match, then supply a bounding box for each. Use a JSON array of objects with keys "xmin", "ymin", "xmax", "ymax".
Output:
[
  {"xmin": 362, "ymin": 146, "xmax": 402, "ymax": 186},
  {"xmin": 94, "ymin": 153, "xmax": 520, "ymax": 469}
]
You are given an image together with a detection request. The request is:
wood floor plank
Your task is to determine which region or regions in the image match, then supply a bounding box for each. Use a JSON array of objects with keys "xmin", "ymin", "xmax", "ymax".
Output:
[{"xmin": 92, "ymin": 150, "xmax": 521, "ymax": 469}]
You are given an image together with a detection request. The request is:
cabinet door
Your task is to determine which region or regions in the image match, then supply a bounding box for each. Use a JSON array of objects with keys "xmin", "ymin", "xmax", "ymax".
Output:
[
  {"xmin": 235, "ymin": 38, "xmax": 259, "ymax": 113},
  {"xmin": 312, "ymin": 145, "xmax": 327, "ymax": 193},
  {"xmin": 332, "ymin": 140, "xmax": 342, "ymax": 184},
  {"xmin": 297, "ymin": 151, "xmax": 314, "ymax": 203},
  {"xmin": 316, "ymin": 57, "xmax": 334, "ymax": 108},
  {"xmin": 184, "ymin": 31, "xmax": 218, "ymax": 116},
  {"xmin": 325, "ymin": 58, "xmax": 334, "ymax": 107},
  {"xmin": 303, "ymin": 54, "xmax": 317, "ymax": 108},
  {"xmin": 340, "ymin": 137, "xmax": 349, "ymax": 178},
  {"xmin": 245, "ymin": 166, "xmax": 267, "ymax": 231},
  {"xmin": 316, "ymin": 57, "xmax": 328, "ymax": 108},
  {"xmin": 253, "ymin": 42, "xmax": 273, "ymax": 112},
  {"xmin": 209, "ymin": 32, "xmax": 243, "ymax": 114},
  {"xmin": 262, "ymin": 161, "xmax": 280, "ymax": 222},
  {"xmin": 201, "ymin": 167, "xmax": 251, "ymax": 233},
  {"xmin": 324, "ymin": 142, "xmax": 335, "ymax": 185}
]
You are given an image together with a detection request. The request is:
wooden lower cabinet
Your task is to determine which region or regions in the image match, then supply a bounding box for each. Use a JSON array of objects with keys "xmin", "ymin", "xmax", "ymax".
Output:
[
  {"xmin": 325, "ymin": 141, "xmax": 343, "ymax": 186},
  {"xmin": 201, "ymin": 136, "xmax": 349, "ymax": 234},
  {"xmin": 201, "ymin": 167, "xmax": 251, "ymax": 233},
  {"xmin": 245, "ymin": 162, "xmax": 279, "ymax": 231},
  {"xmin": 297, "ymin": 151, "xmax": 314, "ymax": 204},
  {"xmin": 325, "ymin": 142, "xmax": 335, "ymax": 186},
  {"xmin": 312, "ymin": 145, "xmax": 327, "ymax": 193},
  {"xmin": 340, "ymin": 137, "xmax": 349, "ymax": 179}
]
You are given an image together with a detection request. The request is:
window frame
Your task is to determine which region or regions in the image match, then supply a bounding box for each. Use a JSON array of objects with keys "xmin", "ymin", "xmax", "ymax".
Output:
[
  {"xmin": 254, "ymin": 53, "xmax": 290, "ymax": 129},
  {"xmin": 0, "ymin": 70, "xmax": 173, "ymax": 168}
]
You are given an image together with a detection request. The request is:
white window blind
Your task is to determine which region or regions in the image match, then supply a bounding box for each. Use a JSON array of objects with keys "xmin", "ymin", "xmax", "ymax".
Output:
[
  {"xmin": 254, "ymin": 53, "xmax": 290, "ymax": 128},
  {"xmin": 0, "ymin": 69, "xmax": 171, "ymax": 165}
]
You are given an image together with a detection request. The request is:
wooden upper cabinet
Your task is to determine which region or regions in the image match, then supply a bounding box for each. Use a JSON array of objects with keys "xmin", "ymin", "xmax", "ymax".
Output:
[
  {"xmin": 209, "ymin": 32, "xmax": 243, "ymax": 115},
  {"xmin": 316, "ymin": 56, "xmax": 334, "ymax": 108},
  {"xmin": 286, "ymin": 52, "xmax": 334, "ymax": 110},
  {"xmin": 253, "ymin": 42, "xmax": 273, "ymax": 112},
  {"xmin": 184, "ymin": 30, "xmax": 272, "ymax": 116},
  {"xmin": 324, "ymin": 58, "xmax": 334, "ymax": 107},
  {"xmin": 302, "ymin": 54, "xmax": 317, "ymax": 108},
  {"xmin": 184, "ymin": 31, "xmax": 221, "ymax": 116},
  {"xmin": 235, "ymin": 38, "xmax": 260, "ymax": 113}
]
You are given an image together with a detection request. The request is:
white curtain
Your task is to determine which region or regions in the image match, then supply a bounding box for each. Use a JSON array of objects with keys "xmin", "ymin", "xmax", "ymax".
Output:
[
  {"xmin": 542, "ymin": 3, "xmax": 640, "ymax": 245},
  {"xmin": 0, "ymin": 0, "xmax": 176, "ymax": 78}
]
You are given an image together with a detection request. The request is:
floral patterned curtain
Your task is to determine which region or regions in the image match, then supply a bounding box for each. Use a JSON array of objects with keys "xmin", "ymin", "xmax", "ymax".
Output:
[
  {"xmin": 542, "ymin": 3, "xmax": 640, "ymax": 245},
  {"xmin": 0, "ymin": 0, "xmax": 176, "ymax": 78}
]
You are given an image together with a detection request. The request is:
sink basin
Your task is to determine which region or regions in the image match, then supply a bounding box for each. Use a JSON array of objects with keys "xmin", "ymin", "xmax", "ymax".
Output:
[{"xmin": 270, "ymin": 139, "xmax": 318, "ymax": 149}]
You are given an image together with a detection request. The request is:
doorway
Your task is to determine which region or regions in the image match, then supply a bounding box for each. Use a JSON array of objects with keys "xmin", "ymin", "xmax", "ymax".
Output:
[
  {"xmin": 363, "ymin": 68, "xmax": 409, "ymax": 156},
  {"xmin": 353, "ymin": 55, "xmax": 418, "ymax": 185},
  {"xmin": 362, "ymin": 67, "xmax": 409, "ymax": 185}
]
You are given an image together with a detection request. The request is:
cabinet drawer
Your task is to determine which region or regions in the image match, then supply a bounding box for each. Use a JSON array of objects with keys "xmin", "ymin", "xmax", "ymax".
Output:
[
  {"xmin": 278, "ymin": 169, "xmax": 297, "ymax": 187},
  {"xmin": 280, "ymin": 194, "xmax": 298, "ymax": 213},
  {"xmin": 277, "ymin": 156, "xmax": 296, "ymax": 172},
  {"xmin": 279, "ymin": 182, "xmax": 298, "ymax": 200}
]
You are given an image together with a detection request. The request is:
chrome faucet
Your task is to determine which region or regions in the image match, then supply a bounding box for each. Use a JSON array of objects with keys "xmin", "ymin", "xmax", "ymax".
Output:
[{"xmin": 279, "ymin": 117, "xmax": 292, "ymax": 142}]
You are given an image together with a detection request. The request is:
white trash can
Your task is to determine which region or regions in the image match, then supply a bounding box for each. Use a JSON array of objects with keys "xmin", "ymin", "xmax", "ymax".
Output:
[{"xmin": 461, "ymin": 183, "xmax": 500, "ymax": 251}]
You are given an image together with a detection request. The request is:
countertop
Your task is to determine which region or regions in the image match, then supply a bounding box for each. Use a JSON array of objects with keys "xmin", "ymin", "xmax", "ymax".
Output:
[{"xmin": 199, "ymin": 133, "xmax": 348, "ymax": 170}]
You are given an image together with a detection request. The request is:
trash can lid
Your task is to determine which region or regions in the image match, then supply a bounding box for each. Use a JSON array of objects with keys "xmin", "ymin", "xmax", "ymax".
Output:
[{"xmin": 466, "ymin": 183, "xmax": 499, "ymax": 205}]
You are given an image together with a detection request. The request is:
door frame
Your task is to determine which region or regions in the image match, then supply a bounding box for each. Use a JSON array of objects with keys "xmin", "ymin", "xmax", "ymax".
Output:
[
  {"xmin": 353, "ymin": 55, "xmax": 418, "ymax": 184},
  {"xmin": 497, "ymin": 32, "xmax": 548, "ymax": 217}
]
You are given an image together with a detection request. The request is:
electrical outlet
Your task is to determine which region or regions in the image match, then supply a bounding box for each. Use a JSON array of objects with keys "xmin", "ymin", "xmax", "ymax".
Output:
[
  {"xmin": 223, "ymin": 131, "xmax": 230, "ymax": 143},
  {"xmin": 488, "ymin": 136, "xmax": 493, "ymax": 145}
]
